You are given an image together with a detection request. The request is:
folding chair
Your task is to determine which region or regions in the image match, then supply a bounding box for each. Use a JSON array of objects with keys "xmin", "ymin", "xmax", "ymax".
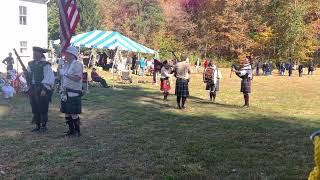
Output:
[{"xmin": 121, "ymin": 70, "xmax": 133, "ymax": 84}]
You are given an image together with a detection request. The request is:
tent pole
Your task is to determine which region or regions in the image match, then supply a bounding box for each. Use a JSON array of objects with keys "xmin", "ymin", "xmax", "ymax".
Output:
[{"xmin": 112, "ymin": 48, "xmax": 118, "ymax": 89}]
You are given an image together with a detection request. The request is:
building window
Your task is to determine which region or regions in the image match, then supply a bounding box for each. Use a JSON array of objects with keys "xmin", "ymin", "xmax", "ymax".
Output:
[
  {"xmin": 19, "ymin": 6, "xmax": 27, "ymax": 25},
  {"xmin": 20, "ymin": 41, "xmax": 27, "ymax": 54}
]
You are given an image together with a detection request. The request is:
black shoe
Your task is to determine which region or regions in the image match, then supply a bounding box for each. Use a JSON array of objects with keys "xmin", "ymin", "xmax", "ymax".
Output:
[
  {"xmin": 40, "ymin": 126, "xmax": 48, "ymax": 133},
  {"xmin": 31, "ymin": 127, "xmax": 40, "ymax": 132},
  {"xmin": 74, "ymin": 131, "xmax": 81, "ymax": 137},
  {"xmin": 65, "ymin": 130, "xmax": 74, "ymax": 136}
]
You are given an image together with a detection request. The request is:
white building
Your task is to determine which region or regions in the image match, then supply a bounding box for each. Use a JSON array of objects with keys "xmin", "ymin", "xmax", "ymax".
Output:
[{"xmin": 0, "ymin": 0, "xmax": 49, "ymax": 72}]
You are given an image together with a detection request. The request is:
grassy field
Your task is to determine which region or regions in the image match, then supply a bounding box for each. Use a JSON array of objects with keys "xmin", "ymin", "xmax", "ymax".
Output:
[{"xmin": 0, "ymin": 68, "xmax": 320, "ymax": 179}]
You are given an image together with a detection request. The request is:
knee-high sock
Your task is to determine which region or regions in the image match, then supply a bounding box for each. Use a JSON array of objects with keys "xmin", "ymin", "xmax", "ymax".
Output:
[
  {"xmin": 65, "ymin": 116, "xmax": 74, "ymax": 134},
  {"xmin": 177, "ymin": 96, "xmax": 181, "ymax": 107},
  {"xmin": 73, "ymin": 117, "xmax": 80, "ymax": 134},
  {"xmin": 41, "ymin": 113, "xmax": 48, "ymax": 127},
  {"xmin": 246, "ymin": 94, "xmax": 250, "ymax": 106},
  {"xmin": 244, "ymin": 94, "xmax": 249, "ymax": 106},
  {"xmin": 212, "ymin": 92, "xmax": 216, "ymax": 100},
  {"xmin": 182, "ymin": 97, "xmax": 187, "ymax": 107}
]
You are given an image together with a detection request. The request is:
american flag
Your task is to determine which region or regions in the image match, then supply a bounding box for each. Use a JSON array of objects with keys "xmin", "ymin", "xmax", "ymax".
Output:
[{"xmin": 57, "ymin": 0, "xmax": 80, "ymax": 53}]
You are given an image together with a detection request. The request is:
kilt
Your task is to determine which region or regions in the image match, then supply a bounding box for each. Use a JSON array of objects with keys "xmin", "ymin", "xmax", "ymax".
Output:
[
  {"xmin": 205, "ymin": 80, "xmax": 220, "ymax": 92},
  {"xmin": 160, "ymin": 78, "xmax": 171, "ymax": 92},
  {"xmin": 60, "ymin": 96, "xmax": 82, "ymax": 114},
  {"xmin": 241, "ymin": 78, "xmax": 251, "ymax": 94},
  {"xmin": 175, "ymin": 78, "xmax": 189, "ymax": 97}
]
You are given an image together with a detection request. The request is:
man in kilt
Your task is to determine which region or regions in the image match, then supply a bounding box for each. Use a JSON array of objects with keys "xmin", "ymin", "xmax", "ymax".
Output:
[
  {"xmin": 203, "ymin": 61, "xmax": 222, "ymax": 102},
  {"xmin": 160, "ymin": 60, "xmax": 174, "ymax": 102},
  {"xmin": 174, "ymin": 56, "xmax": 191, "ymax": 109},
  {"xmin": 233, "ymin": 57, "xmax": 253, "ymax": 107},
  {"xmin": 27, "ymin": 47, "xmax": 55, "ymax": 132},
  {"xmin": 60, "ymin": 46, "xmax": 83, "ymax": 137}
]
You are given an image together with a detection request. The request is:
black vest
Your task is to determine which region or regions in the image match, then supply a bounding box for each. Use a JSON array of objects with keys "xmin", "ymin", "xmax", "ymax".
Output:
[{"xmin": 28, "ymin": 60, "xmax": 50, "ymax": 85}]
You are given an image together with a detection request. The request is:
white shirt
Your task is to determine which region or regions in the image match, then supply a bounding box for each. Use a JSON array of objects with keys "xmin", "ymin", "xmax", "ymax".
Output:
[
  {"xmin": 61, "ymin": 59, "xmax": 83, "ymax": 97},
  {"xmin": 160, "ymin": 66, "xmax": 173, "ymax": 79},
  {"xmin": 213, "ymin": 67, "xmax": 222, "ymax": 84},
  {"xmin": 238, "ymin": 64, "xmax": 253, "ymax": 79}
]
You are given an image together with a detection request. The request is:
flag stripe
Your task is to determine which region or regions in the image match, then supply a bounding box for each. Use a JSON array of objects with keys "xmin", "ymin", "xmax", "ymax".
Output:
[{"xmin": 57, "ymin": 0, "xmax": 80, "ymax": 53}]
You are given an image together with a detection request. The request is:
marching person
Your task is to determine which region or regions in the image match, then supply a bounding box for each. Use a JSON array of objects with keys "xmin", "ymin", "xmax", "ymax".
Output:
[
  {"xmin": 160, "ymin": 60, "xmax": 174, "ymax": 102},
  {"xmin": 174, "ymin": 55, "xmax": 191, "ymax": 109},
  {"xmin": 203, "ymin": 61, "xmax": 222, "ymax": 102},
  {"xmin": 60, "ymin": 46, "xmax": 83, "ymax": 137},
  {"xmin": 232, "ymin": 56, "xmax": 253, "ymax": 107},
  {"xmin": 27, "ymin": 47, "xmax": 55, "ymax": 132}
]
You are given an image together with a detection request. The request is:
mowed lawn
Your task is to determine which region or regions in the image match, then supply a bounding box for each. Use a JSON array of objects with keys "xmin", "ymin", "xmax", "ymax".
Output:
[{"xmin": 0, "ymin": 68, "xmax": 319, "ymax": 179}]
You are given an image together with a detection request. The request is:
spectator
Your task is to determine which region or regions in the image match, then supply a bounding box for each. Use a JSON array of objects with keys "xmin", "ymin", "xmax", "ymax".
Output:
[
  {"xmin": 2, "ymin": 52, "xmax": 14, "ymax": 72},
  {"xmin": 308, "ymin": 60, "xmax": 315, "ymax": 75},
  {"xmin": 2, "ymin": 80, "xmax": 15, "ymax": 99},
  {"xmin": 91, "ymin": 68, "xmax": 110, "ymax": 88},
  {"xmin": 298, "ymin": 62, "xmax": 303, "ymax": 77}
]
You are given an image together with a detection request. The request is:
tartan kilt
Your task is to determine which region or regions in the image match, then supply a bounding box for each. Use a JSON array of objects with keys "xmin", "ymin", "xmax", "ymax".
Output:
[
  {"xmin": 160, "ymin": 79, "xmax": 171, "ymax": 92},
  {"xmin": 241, "ymin": 78, "xmax": 251, "ymax": 93},
  {"xmin": 175, "ymin": 78, "xmax": 189, "ymax": 97},
  {"xmin": 60, "ymin": 96, "xmax": 82, "ymax": 114},
  {"xmin": 205, "ymin": 80, "xmax": 220, "ymax": 92}
]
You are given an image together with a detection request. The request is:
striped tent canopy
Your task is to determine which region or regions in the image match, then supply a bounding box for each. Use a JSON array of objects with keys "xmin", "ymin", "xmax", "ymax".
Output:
[{"xmin": 69, "ymin": 30, "xmax": 156, "ymax": 54}]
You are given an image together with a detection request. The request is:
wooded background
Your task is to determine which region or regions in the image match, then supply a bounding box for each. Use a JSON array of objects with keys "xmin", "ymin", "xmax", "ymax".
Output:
[{"xmin": 48, "ymin": 0, "xmax": 320, "ymax": 63}]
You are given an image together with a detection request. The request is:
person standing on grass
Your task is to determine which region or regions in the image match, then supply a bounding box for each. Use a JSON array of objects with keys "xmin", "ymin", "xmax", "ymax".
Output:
[
  {"xmin": 131, "ymin": 54, "xmax": 137, "ymax": 73},
  {"xmin": 232, "ymin": 56, "xmax": 253, "ymax": 107},
  {"xmin": 2, "ymin": 52, "xmax": 14, "ymax": 72},
  {"xmin": 160, "ymin": 60, "xmax": 174, "ymax": 102},
  {"xmin": 138, "ymin": 57, "xmax": 146, "ymax": 83},
  {"xmin": 60, "ymin": 46, "xmax": 83, "ymax": 137},
  {"xmin": 203, "ymin": 59, "xmax": 209, "ymax": 69},
  {"xmin": 174, "ymin": 55, "xmax": 191, "ymax": 109},
  {"xmin": 308, "ymin": 60, "xmax": 315, "ymax": 75},
  {"xmin": 288, "ymin": 60, "xmax": 293, "ymax": 77},
  {"xmin": 298, "ymin": 62, "xmax": 303, "ymax": 77},
  {"xmin": 255, "ymin": 60, "xmax": 260, "ymax": 76},
  {"xmin": 203, "ymin": 61, "xmax": 222, "ymax": 102},
  {"xmin": 27, "ymin": 47, "xmax": 55, "ymax": 132},
  {"xmin": 195, "ymin": 58, "xmax": 201, "ymax": 73},
  {"xmin": 280, "ymin": 61, "xmax": 286, "ymax": 76}
]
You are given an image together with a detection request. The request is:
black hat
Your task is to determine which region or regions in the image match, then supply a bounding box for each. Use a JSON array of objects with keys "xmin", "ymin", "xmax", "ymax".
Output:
[{"xmin": 33, "ymin": 47, "xmax": 49, "ymax": 53}]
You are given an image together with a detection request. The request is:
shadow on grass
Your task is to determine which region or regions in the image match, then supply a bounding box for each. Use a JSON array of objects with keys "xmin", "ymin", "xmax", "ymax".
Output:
[{"xmin": 0, "ymin": 84, "xmax": 318, "ymax": 179}]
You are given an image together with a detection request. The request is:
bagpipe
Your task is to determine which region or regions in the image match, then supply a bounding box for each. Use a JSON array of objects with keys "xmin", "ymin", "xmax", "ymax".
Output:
[
  {"xmin": 171, "ymin": 51, "xmax": 178, "ymax": 77},
  {"xmin": 230, "ymin": 63, "xmax": 240, "ymax": 78}
]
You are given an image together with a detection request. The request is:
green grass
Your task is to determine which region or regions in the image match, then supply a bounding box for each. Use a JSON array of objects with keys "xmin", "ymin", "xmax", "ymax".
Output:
[{"xmin": 0, "ymin": 68, "xmax": 319, "ymax": 179}]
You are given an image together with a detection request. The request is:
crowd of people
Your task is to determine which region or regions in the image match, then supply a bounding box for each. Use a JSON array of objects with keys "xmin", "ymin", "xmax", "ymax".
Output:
[
  {"xmin": 0, "ymin": 46, "xmax": 319, "ymax": 137},
  {"xmin": 254, "ymin": 59, "xmax": 316, "ymax": 77}
]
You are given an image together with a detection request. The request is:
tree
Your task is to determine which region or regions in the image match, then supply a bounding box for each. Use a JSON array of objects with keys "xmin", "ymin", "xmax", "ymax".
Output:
[
  {"xmin": 77, "ymin": 0, "xmax": 102, "ymax": 32},
  {"xmin": 267, "ymin": 0, "xmax": 317, "ymax": 60},
  {"xmin": 48, "ymin": 1, "xmax": 59, "ymax": 40},
  {"xmin": 47, "ymin": 0, "xmax": 102, "ymax": 40}
]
